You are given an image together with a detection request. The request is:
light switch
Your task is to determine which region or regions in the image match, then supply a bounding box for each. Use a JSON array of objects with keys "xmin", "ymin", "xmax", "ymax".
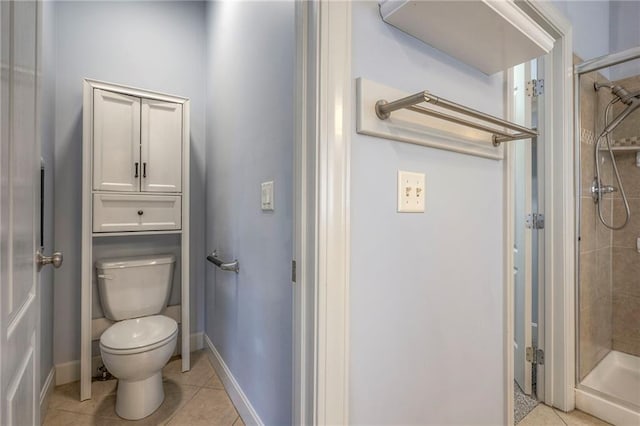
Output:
[
  {"xmin": 261, "ymin": 181, "xmax": 274, "ymax": 211},
  {"xmin": 397, "ymin": 170, "xmax": 425, "ymax": 213}
]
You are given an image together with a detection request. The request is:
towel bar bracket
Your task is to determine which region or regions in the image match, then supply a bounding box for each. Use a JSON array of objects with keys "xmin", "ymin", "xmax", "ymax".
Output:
[{"xmin": 375, "ymin": 100, "xmax": 391, "ymax": 120}]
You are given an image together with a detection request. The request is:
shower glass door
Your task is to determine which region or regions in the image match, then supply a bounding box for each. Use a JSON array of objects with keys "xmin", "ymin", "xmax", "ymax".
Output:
[{"xmin": 575, "ymin": 47, "xmax": 640, "ymax": 423}]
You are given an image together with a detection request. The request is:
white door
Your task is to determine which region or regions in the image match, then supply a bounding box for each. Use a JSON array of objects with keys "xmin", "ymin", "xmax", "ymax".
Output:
[
  {"xmin": 141, "ymin": 99, "xmax": 182, "ymax": 193},
  {"xmin": 513, "ymin": 62, "xmax": 533, "ymax": 395},
  {"xmin": 1, "ymin": 1, "xmax": 41, "ymax": 424},
  {"xmin": 93, "ymin": 89, "xmax": 141, "ymax": 192}
]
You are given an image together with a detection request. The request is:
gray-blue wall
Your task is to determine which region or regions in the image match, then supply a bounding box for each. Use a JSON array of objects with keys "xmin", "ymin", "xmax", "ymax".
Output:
[
  {"xmin": 349, "ymin": 2, "xmax": 505, "ymax": 424},
  {"xmin": 51, "ymin": 1, "xmax": 207, "ymax": 366},
  {"xmin": 552, "ymin": 0, "xmax": 610, "ymax": 61},
  {"xmin": 205, "ymin": 2, "xmax": 294, "ymax": 424},
  {"xmin": 610, "ymin": 1, "xmax": 640, "ymax": 80}
]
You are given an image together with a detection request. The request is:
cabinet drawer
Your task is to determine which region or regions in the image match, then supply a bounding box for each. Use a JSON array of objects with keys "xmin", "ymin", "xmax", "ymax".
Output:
[{"xmin": 93, "ymin": 194, "xmax": 181, "ymax": 233}]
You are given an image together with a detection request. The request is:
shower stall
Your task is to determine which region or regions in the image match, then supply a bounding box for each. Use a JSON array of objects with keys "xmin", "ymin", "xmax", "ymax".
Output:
[{"xmin": 575, "ymin": 46, "xmax": 640, "ymax": 425}]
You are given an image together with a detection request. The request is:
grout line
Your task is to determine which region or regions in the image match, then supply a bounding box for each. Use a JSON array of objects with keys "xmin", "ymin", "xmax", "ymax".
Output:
[
  {"xmin": 53, "ymin": 406, "xmax": 119, "ymax": 419},
  {"xmin": 163, "ymin": 354, "xmax": 214, "ymax": 425},
  {"xmin": 44, "ymin": 408, "xmax": 97, "ymax": 421},
  {"xmin": 163, "ymin": 388, "xmax": 202, "ymax": 426},
  {"xmin": 552, "ymin": 408, "xmax": 569, "ymax": 426}
]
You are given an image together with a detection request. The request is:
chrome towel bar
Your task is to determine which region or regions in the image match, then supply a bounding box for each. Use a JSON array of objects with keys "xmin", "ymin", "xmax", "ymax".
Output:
[
  {"xmin": 375, "ymin": 90, "xmax": 538, "ymax": 146},
  {"xmin": 207, "ymin": 251, "xmax": 239, "ymax": 273}
]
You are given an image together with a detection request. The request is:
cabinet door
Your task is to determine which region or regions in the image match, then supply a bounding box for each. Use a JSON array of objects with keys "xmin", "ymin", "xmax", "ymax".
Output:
[
  {"xmin": 93, "ymin": 89, "xmax": 141, "ymax": 191},
  {"xmin": 141, "ymin": 99, "xmax": 182, "ymax": 193}
]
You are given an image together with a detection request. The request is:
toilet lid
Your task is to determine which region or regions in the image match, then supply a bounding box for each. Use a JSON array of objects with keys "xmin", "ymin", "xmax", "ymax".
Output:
[{"xmin": 100, "ymin": 315, "xmax": 178, "ymax": 351}]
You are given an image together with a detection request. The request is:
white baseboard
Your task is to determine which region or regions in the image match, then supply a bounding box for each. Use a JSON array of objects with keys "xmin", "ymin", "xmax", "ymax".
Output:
[
  {"xmin": 191, "ymin": 331, "xmax": 204, "ymax": 351},
  {"xmin": 40, "ymin": 367, "xmax": 56, "ymax": 421},
  {"xmin": 204, "ymin": 334, "xmax": 263, "ymax": 426},
  {"xmin": 55, "ymin": 359, "xmax": 80, "ymax": 386},
  {"xmin": 55, "ymin": 331, "xmax": 205, "ymax": 386}
]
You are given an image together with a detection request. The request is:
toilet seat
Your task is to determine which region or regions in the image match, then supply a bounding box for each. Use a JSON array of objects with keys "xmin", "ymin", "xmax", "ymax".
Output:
[{"xmin": 100, "ymin": 315, "xmax": 178, "ymax": 355}]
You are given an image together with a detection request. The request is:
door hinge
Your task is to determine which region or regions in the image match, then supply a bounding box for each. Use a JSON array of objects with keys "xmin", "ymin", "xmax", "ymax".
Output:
[
  {"xmin": 526, "ymin": 347, "xmax": 545, "ymax": 365},
  {"xmin": 525, "ymin": 213, "xmax": 544, "ymax": 229},
  {"xmin": 291, "ymin": 260, "xmax": 296, "ymax": 283},
  {"xmin": 526, "ymin": 79, "xmax": 544, "ymax": 97}
]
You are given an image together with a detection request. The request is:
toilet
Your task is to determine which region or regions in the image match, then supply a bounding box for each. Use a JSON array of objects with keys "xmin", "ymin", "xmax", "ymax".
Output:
[{"xmin": 96, "ymin": 254, "xmax": 178, "ymax": 420}]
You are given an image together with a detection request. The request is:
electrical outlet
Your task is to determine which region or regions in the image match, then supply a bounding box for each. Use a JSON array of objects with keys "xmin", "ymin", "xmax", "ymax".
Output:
[{"xmin": 397, "ymin": 170, "xmax": 425, "ymax": 213}]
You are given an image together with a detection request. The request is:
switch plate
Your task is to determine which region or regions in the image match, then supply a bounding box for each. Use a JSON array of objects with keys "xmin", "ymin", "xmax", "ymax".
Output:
[
  {"xmin": 397, "ymin": 170, "xmax": 425, "ymax": 213},
  {"xmin": 261, "ymin": 181, "xmax": 274, "ymax": 211}
]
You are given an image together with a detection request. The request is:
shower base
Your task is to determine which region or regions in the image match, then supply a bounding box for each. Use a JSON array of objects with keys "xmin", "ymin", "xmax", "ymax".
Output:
[{"xmin": 576, "ymin": 350, "xmax": 640, "ymax": 425}]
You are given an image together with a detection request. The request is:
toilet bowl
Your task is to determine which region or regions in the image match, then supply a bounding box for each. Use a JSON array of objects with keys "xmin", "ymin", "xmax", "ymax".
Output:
[
  {"xmin": 96, "ymin": 254, "xmax": 177, "ymax": 420},
  {"xmin": 100, "ymin": 315, "xmax": 178, "ymax": 420}
]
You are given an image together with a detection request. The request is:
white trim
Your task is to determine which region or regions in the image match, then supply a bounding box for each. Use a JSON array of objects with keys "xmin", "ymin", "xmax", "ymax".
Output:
[
  {"xmin": 83, "ymin": 78, "xmax": 188, "ymax": 105},
  {"xmin": 293, "ymin": 1, "xmax": 317, "ymax": 425},
  {"xmin": 502, "ymin": 0, "xmax": 574, "ymax": 419},
  {"xmin": 39, "ymin": 367, "xmax": 55, "ymax": 421},
  {"xmin": 80, "ymin": 80, "xmax": 93, "ymax": 401},
  {"xmin": 512, "ymin": 0, "xmax": 574, "ymax": 412},
  {"xmin": 542, "ymin": 5, "xmax": 574, "ymax": 412},
  {"xmin": 180, "ymin": 99, "xmax": 191, "ymax": 373},
  {"xmin": 315, "ymin": 1, "xmax": 351, "ymax": 424},
  {"xmin": 203, "ymin": 335, "xmax": 263, "ymax": 426}
]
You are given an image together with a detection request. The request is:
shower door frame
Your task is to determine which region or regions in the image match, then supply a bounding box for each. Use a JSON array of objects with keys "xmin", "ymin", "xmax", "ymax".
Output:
[{"xmin": 573, "ymin": 46, "xmax": 640, "ymax": 423}]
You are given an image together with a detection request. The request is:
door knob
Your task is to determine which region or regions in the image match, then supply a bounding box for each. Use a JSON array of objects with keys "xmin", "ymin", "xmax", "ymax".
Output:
[{"xmin": 36, "ymin": 250, "xmax": 63, "ymax": 270}]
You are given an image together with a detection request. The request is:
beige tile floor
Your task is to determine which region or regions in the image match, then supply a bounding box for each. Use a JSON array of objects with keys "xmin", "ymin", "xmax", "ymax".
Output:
[
  {"xmin": 519, "ymin": 403, "xmax": 611, "ymax": 426},
  {"xmin": 44, "ymin": 351, "xmax": 612, "ymax": 426},
  {"xmin": 43, "ymin": 350, "xmax": 246, "ymax": 426}
]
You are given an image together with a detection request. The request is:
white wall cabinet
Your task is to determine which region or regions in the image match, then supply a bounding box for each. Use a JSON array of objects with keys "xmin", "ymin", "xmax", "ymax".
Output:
[
  {"xmin": 93, "ymin": 90, "xmax": 182, "ymax": 193},
  {"xmin": 81, "ymin": 79, "xmax": 191, "ymax": 402}
]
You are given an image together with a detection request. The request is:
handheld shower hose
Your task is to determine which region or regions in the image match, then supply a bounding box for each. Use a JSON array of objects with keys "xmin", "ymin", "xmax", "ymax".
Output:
[{"xmin": 592, "ymin": 83, "xmax": 640, "ymax": 230}]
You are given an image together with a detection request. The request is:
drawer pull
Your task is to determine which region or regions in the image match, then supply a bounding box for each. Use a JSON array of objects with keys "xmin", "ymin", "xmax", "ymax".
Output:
[
  {"xmin": 137, "ymin": 210, "xmax": 144, "ymax": 216},
  {"xmin": 135, "ymin": 162, "xmax": 139, "ymax": 178}
]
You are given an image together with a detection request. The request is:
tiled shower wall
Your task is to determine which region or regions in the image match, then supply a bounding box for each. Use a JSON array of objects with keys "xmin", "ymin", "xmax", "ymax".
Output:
[
  {"xmin": 578, "ymin": 57, "xmax": 614, "ymax": 380},
  {"xmin": 611, "ymin": 74, "xmax": 640, "ymax": 357}
]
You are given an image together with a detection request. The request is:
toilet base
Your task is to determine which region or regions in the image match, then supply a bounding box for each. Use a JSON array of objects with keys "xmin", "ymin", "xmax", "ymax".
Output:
[{"xmin": 115, "ymin": 372, "xmax": 164, "ymax": 420}]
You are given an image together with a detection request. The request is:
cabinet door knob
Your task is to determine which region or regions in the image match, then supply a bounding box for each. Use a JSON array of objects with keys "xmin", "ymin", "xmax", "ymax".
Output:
[
  {"xmin": 137, "ymin": 210, "xmax": 144, "ymax": 216},
  {"xmin": 135, "ymin": 162, "xmax": 139, "ymax": 178}
]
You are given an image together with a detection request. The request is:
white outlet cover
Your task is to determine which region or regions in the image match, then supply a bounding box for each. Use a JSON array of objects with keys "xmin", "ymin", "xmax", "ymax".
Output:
[
  {"xmin": 261, "ymin": 181, "xmax": 274, "ymax": 211},
  {"xmin": 397, "ymin": 170, "xmax": 425, "ymax": 213}
]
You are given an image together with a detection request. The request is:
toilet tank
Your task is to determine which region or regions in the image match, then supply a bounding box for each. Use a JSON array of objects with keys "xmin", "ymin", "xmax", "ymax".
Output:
[{"xmin": 96, "ymin": 254, "xmax": 175, "ymax": 321}]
